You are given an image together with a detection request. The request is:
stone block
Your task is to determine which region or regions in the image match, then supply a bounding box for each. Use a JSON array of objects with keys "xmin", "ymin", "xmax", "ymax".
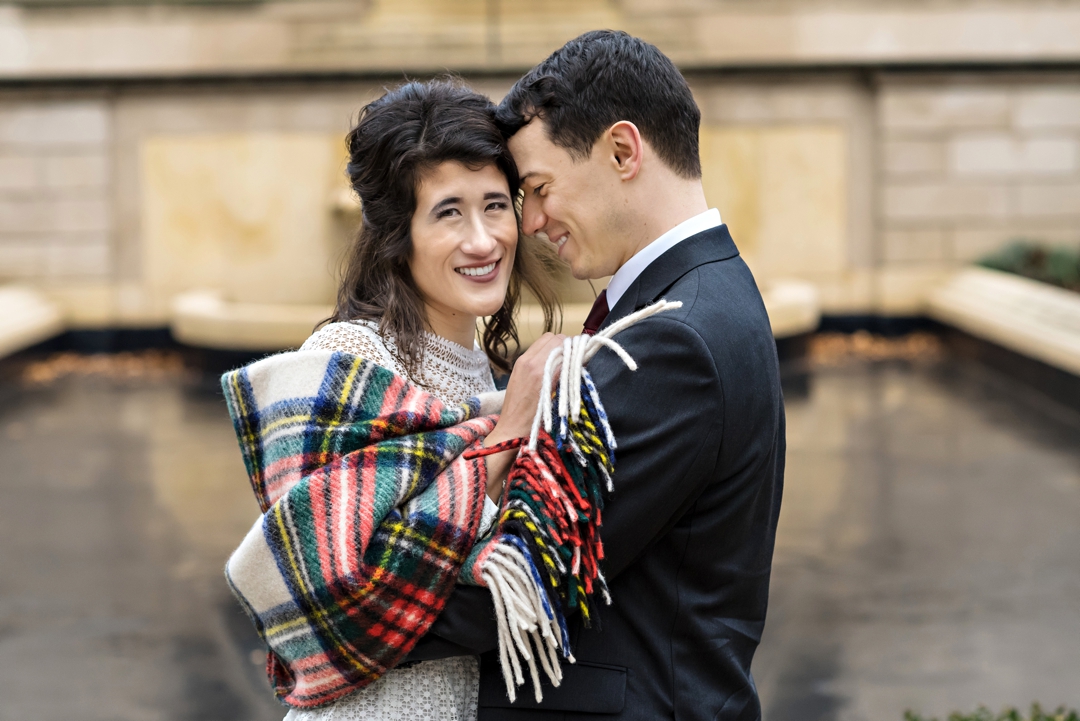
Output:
[
  {"xmin": 0, "ymin": 102, "xmax": 109, "ymax": 147},
  {"xmin": 42, "ymin": 154, "xmax": 109, "ymax": 189},
  {"xmin": 46, "ymin": 242, "xmax": 110, "ymax": 277},
  {"xmin": 699, "ymin": 124, "xmax": 848, "ymax": 278},
  {"xmin": 881, "ymin": 88, "xmax": 1010, "ymax": 132},
  {"xmin": 50, "ymin": 198, "xmax": 111, "ymax": 234},
  {"xmin": 949, "ymin": 134, "xmax": 1078, "ymax": 175},
  {"xmin": 40, "ymin": 282, "xmax": 117, "ymax": 327},
  {"xmin": 0, "ymin": 197, "xmax": 110, "ymax": 234},
  {"xmin": 882, "ymin": 140, "xmax": 946, "ymax": 176},
  {"xmin": 0, "ymin": 242, "xmax": 44, "ymax": 278},
  {"xmin": 1015, "ymin": 89, "xmax": 1080, "ymax": 129},
  {"xmin": 951, "ymin": 228, "xmax": 1016, "ymax": 262},
  {"xmin": 1017, "ymin": 184, "xmax": 1080, "ymax": 218},
  {"xmin": 882, "ymin": 228, "xmax": 948, "ymax": 262},
  {"xmin": 0, "ymin": 155, "xmax": 39, "ymax": 191},
  {"xmin": 883, "ymin": 183, "xmax": 1011, "ymax": 221},
  {"xmin": 810, "ymin": 268, "xmax": 875, "ymax": 315},
  {"xmin": 876, "ymin": 265, "xmax": 954, "ymax": 315},
  {"xmin": 952, "ymin": 225, "xmax": 1080, "ymax": 261},
  {"xmin": 142, "ymin": 132, "xmax": 351, "ymax": 307},
  {"xmin": 0, "ymin": 198, "xmax": 46, "ymax": 233}
]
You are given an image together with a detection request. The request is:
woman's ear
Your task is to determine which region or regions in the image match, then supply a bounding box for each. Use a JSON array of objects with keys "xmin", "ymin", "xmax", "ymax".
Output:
[{"xmin": 607, "ymin": 121, "xmax": 644, "ymax": 181}]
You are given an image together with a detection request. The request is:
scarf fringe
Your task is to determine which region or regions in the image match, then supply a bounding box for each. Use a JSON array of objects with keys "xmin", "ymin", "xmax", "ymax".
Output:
[{"xmin": 466, "ymin": 299, "xmax": 681, "ymax": 703}]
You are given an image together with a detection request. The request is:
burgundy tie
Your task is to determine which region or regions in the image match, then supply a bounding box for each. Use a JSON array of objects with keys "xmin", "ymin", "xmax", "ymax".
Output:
[{"xmin": 582, "ymin": 289, "xmax": 609, "ymax": 336}]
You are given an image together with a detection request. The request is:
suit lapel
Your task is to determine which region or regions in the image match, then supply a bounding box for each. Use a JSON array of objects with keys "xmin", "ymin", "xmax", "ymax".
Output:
[{"xmin": 600, "ymin": 224, "xmax": 739, "ymax": 330}]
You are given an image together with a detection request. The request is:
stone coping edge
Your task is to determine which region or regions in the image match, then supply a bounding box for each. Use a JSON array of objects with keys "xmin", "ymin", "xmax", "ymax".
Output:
[
  {"xmin": 0, "ymin": 285, "xmax": 65, "ymax": 359},
  {"xmin": 168, "ymin": 279, "xmax": 820, "ymax": 353},
  {"xmin": 927, "ymin": 267, "xmax": 1080, "ymax": 378}
]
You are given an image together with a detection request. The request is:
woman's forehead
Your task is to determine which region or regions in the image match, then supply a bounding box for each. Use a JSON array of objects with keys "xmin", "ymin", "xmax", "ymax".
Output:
[{"xmin": 416, "ymin": 161, "xmax": 508, "ymax": 199}]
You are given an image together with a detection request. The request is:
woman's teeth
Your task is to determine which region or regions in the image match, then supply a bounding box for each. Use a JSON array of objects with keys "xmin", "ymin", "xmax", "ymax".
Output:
[{"xmin": 456, "ymin": 261, "xmax": 496, "ymax": 277}]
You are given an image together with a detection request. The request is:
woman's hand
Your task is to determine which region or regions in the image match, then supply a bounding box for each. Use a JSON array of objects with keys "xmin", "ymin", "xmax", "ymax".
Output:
[{"xmin": 483, "ymin": 332, "xmax": 566, "ymax": 501}]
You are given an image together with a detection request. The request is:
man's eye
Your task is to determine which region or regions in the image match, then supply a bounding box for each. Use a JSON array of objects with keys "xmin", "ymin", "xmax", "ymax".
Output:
[{"xmin": 533, "ymin": 183, "xmax": 546, "ymax": 196}]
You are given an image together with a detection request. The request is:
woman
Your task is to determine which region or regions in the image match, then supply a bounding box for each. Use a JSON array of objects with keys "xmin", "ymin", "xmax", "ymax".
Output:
[{"xmin": 286, "ymin": 79, "xmax": 563, "ymax": 720}]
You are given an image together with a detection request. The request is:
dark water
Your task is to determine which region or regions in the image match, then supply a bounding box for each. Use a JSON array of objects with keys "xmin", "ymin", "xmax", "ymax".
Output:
[
  {"xmin": 0, "ymin": 376, "xmax": 281, "ymax": 721},
  {"xmin": 0, "ymin": 359, "xmax": 1077, "ymax": 720},
  {"xmin": 755, "ymin": 362, "xmax": 1080, "ymax": 720}
]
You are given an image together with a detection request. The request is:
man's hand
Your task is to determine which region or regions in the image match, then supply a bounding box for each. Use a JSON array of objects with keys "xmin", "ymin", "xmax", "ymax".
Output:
[{"xmin": 483, "ymin": 332, "xmax": 566, "ymax": 501}]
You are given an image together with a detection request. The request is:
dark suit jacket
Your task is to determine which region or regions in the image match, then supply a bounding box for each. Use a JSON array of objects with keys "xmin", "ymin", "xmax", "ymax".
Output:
[{"xmin": 406, "ymin": 225, "xmax": 786, "ymax": 720}]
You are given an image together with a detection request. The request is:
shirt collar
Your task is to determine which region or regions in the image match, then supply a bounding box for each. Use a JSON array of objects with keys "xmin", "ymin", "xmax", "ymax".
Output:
[{"xmin": 604, "ymin": 208, "xmax": 722, "ymax": 310}]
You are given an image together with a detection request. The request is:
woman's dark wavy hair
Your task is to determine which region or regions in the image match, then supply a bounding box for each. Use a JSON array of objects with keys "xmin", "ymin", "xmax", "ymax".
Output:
[{"xmin": 330, "ymin": 79, "xmax": 560, "ymax": 378}]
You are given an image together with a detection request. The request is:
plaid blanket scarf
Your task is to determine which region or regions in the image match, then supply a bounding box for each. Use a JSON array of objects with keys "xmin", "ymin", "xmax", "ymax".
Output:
[{"xmin": 223, "ymin": 300, "xmax": 680, "ymax": 709}]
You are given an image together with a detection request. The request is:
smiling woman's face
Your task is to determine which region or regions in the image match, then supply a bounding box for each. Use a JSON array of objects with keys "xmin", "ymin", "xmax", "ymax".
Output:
[{"xmin": 408, "ymin": 161, "xmax": 518, "ymax": 345}]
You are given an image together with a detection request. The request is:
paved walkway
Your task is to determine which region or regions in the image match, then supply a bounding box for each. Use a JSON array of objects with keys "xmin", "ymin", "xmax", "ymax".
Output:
[{"xmin": 0, "ymin": 357, "xmax": 1077, "ymax": 720}]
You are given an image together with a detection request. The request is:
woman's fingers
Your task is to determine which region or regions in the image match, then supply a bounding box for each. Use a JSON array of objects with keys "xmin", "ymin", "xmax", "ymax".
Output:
[{"xmin": 490, "ymin": 333, "xmax": 566, "ymax": 441}]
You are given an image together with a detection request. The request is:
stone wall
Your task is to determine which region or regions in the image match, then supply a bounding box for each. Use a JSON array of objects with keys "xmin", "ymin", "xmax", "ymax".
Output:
[
  {"xmin": 0, "ymin": 80, "xmax": 522, "ymax": 328},
  {"xmin": 1, "ymin": 72, "xmax": 1078, "ymax": 326},
  {"xmin": 0, "ymin": 95, "xmax": 112, "ymax": 283},
  {"xmin": 877, "ymin": 75, "xmax": 1080, "ymax": 313},
  {"xmin": 692, "ymin": 77, "xmax": 876, "ymax": 314},
  {"xmin": 4, "ymin": 1, "xmax": 1080, "ymax": 79}
]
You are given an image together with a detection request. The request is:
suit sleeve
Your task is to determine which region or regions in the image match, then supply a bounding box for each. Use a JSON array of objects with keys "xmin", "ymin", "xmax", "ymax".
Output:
[{"xmin": 404, "ymin": 316, "xmax": 723, "ymax": 660}]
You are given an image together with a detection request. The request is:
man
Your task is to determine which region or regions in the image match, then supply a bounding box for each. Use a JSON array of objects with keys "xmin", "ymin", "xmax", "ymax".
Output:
[{"xmin": 407, "ymin": 30, "xmax": 785, "ymax": 720}]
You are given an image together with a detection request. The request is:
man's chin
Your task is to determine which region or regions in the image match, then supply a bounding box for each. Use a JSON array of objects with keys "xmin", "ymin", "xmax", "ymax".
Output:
[
  {"xmin": 568, "ymin": 258, "xmax": 596, "ymax": 281},
  {"xmin": 569, "ymin": 262, "xmax": 606, "ymax": 282}
]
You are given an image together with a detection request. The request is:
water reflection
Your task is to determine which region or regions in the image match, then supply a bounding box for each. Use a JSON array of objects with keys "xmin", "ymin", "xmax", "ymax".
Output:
[
  {"xmin": 757, "ymin": 362, "xmax": 1080, "ymax": 720},
  {"xmin": 0, "ymin": 376, "xmax": 279, "ymax": 721}
]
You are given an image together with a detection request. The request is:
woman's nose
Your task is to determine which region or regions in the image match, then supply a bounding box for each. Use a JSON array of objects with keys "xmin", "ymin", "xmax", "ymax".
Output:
[
  {"xmin": 462, "ymin": 213, "xmax": 499, "ymax": 255},
  {"xmin": 520, "ymin": 196, "xmax": 546, "ymax": 236}
]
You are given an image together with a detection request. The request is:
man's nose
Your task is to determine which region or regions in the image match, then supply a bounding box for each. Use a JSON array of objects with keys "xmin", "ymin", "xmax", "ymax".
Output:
[{"xmin": 520, "ymin": 195, "xmax": 546, "ymax": 237}]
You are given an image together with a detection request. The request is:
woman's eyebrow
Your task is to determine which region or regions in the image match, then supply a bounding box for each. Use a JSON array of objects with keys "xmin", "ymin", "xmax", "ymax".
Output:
[
  {"xmin": 431, "ymin": 197, "xmax": 462, "ymax": 214},
  {"xmin": 484, "ymin": 192, "xmax": 510, "ymax": 201}
]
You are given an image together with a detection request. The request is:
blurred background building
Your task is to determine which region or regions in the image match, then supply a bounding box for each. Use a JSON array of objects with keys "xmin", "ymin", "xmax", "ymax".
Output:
[
  {"xmin": 0, "ymin": 0, "xmax": 1077, "ymax": 352},
  {"xmin": 1, "ymin": 2, "xmax": 1079, "ymax": 720}
]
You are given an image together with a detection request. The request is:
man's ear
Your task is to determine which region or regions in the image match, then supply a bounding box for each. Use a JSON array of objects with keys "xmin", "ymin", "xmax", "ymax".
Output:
[{"xmin": 606, "ymin": 121, "xmax": 644, "ymax": 181}]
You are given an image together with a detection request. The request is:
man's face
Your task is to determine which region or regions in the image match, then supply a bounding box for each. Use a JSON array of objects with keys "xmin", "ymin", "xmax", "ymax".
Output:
[{"xmin": 509, "ymin": 119, "xmax": 625, "ymax": 280}]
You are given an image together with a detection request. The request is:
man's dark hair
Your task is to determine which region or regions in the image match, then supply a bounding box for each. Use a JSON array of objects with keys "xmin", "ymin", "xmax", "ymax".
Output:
[{"xmin": 496, "ymin": 30, "xmax": 702, "ymax": 179}]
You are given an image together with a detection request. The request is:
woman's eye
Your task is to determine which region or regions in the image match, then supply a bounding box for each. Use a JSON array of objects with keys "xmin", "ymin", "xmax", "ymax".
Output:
[
  {"xmin": 437, "ymin": 207, "xmax": 461, "ymax": 219},
  {"xmin": 486, "ymin": 201, "xmax": 508, "ymax": 212}
]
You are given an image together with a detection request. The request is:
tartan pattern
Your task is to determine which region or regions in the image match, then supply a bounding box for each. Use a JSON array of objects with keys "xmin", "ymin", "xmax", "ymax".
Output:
[{"xmin": 222, "ymin": 351, "xmax": 496, "ymax": 709}]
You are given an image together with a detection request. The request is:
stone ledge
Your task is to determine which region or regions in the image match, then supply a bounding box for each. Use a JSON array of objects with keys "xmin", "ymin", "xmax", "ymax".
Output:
[
  {"xmin": 171, "ymin": 280, "xmax": 820, "ymax": 356},
  {"xmin": 170, "ymin": 289, "xmax": 330, "ymax": 352},
  {"xmin": 0, "ymin": 284, "xmax": 64, "ymax": 358},
  {"xmin": 927, "ymin": 266, "xmax": 1080, "ymax": 377},
  {"xmin": 763, "ymin": 280, "xmax": 821, "ymax": 339},
  {"xmin": 3, "ymin": 2, "xmax": 1080, "ymax": 81}
]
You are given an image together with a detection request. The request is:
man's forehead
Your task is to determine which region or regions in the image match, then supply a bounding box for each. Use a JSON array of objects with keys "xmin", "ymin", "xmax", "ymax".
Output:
[{"xmin": 509, "ymin": 120, "xmax": 558, "ymax": 177}]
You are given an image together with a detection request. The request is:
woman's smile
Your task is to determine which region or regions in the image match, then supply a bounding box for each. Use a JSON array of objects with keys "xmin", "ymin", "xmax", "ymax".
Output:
[{"xmin": 455, "ymin": 259, "xmax": 500, "ymax": 280}]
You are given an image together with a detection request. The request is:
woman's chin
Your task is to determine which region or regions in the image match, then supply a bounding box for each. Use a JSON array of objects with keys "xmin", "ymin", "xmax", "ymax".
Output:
[
  {"xmin": 453, "ymin": 285, "xmax": 510, "ymax": 318},
  {"xmin": 475, "ymin": 301, "xmax": 508, "ymax": 318}
]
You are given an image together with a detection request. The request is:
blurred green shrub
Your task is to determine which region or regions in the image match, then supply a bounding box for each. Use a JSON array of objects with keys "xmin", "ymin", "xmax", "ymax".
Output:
[
  {"xmin": 904, "ymin": 704, "xmax": 1080, "ymax": 721},
  {"xmin": 978, "ymin": 240, "xmax": 1080, "ymax": 292}
]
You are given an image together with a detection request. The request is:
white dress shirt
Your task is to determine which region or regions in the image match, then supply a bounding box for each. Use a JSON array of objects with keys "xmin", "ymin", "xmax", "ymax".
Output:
[{"xmin": 604, "ymin": 208, "xmax": 722, "ymax": 310}]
